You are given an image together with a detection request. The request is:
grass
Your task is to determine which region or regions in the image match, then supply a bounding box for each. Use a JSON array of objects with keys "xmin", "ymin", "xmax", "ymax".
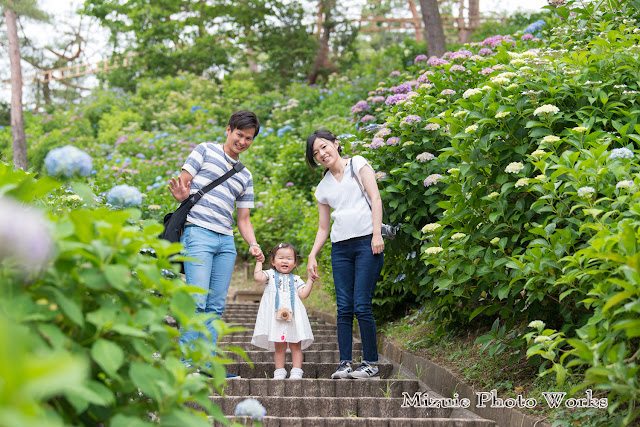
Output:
[{"xmin": 378, "ymin": 307, "xmax": 616, "ymax": 426}]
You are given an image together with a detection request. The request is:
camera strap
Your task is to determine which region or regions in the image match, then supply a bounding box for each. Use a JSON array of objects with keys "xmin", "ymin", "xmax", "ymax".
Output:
[{"xmin": 274, "ymin": 270, "xmax": 295, "ymax": 315}]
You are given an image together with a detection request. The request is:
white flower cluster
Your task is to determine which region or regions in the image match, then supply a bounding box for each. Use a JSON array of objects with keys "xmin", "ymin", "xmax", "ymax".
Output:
[
  {"xmin": 541, "ymin": 135, "xmax": 560, "ymax": 144},
  {"xmin": 465, "ymin": 125, "xmax": 478, "ymax": 133},
  {"xmin": 609, "ymin": 148, "xmax": 634, "ymax": 159},
  {"xmin": 450, "ymin": 232, "xmax": 466, "ymax": 240},
  {"xmin": 616, "ymin": 180, "xmax": 634, "ymax": 189},
  {"xmin": 533, "ymin": 105, "xmax": 560, "ymax": 116},
  {"xmin": 488, "ymin": 192, "xmax": 500, "ymax": 198},
  {"xmin": 424, "ymin": 246, "xmax": 444, "ymax": 255},
  {"xmin": 422, "ymin": 223, "xmax": 441, "ymax": 233},
  {"xmin": 463, "ymin": 88, "xmax": 482, "ymax": 99},
  {"xmin": 505, "ymin": 162, "xmax": 525, "ymax": 174},
  {"xmin": 495, "ymin": 111, "xmax": 511, "ymax": 119},
  {"xmin": 515, "ymin": 178, "xmax": 530, "ymax": 188},
  {"xmin": 577, "ymin": 186, "xmax": 596, "ymax": 198}
]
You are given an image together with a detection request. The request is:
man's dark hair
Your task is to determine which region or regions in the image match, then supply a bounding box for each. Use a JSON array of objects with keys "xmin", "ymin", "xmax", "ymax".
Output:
[
  {"xmin": 305, "ymin": 129, "xmax": 340, "ymax": 167},
  {"xmin": 228, "ymin": 110, "xmax": 260, "ymax": 137}
]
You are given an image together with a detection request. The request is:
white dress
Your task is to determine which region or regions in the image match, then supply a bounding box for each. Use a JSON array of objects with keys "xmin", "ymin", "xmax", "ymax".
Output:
[{"xmin": 251, "ymin": 269, "xmax": 314, "ymax": 351}]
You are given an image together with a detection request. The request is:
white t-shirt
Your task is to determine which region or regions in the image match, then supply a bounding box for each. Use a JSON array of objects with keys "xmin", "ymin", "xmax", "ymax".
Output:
[{"xmin": 314, "ymin": 155, "xmax": 374, "ymax": 242}]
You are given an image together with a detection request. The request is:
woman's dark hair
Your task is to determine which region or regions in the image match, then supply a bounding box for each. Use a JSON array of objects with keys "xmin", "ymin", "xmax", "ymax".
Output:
[
  {"xmin": 269, "ymin": 242, "xmax": 299, "ymax": 262},
  {"xmin": 305, "ymin": 129, "xmax": 342, "ymax": 167},
  {"xmin": 228, "ymin": 110, "xmax": 261, "ymax": 137}
]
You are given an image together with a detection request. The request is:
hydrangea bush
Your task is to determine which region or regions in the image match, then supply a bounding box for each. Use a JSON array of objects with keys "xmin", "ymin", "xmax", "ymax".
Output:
[{"xmin": 351, "ymin": 0, "xmax": 640, "ymax": 423}]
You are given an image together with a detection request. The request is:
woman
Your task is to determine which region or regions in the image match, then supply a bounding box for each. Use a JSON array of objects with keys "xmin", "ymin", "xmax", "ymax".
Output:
[{"xmin": 305, "ymin": 129, "xmax": 385, "ymax": 379}]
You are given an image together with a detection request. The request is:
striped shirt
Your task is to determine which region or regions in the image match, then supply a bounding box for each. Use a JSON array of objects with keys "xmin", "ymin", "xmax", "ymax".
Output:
[{"xmin": 183, "ymin": 142, "xmax": 254, "ymax": 236}]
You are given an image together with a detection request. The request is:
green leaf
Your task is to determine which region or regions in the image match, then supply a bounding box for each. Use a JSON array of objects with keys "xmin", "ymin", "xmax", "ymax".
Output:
[
  {"xmin": 51, "ymin": 289, "xmax": 84, "ymax": 327},
  {"xmin": 104, "ymin": 264, "xmax": 132, "ymax": 290},
  {"xmin": 602, "ymin": 291, "xmax": 634, "ymax": 313},
  {"xmin": 91, "ymin": 339, "xmax": 125, "ymax": 377},
  {"xmin": 469, "ymin": 305, "xmax": 488, "ymax": 321},
  {"xmin": 171, "ymin": 289, "xmax": 196, "ymax": 319}
]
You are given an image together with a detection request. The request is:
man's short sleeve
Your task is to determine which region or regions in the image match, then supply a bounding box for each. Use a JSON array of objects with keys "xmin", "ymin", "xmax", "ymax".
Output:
[
  {"xmin": 183, "ymin": 143, "xmax": 207, "ymax": 177},
  {"xmin": 236, "ymin": 173, "xmax": 254, "ymax": 209}
]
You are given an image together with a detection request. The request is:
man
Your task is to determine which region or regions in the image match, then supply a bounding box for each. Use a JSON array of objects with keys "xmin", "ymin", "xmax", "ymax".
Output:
[{"xmin": 168, "ymin": 110, "xmax": 265, "ymax": 373}]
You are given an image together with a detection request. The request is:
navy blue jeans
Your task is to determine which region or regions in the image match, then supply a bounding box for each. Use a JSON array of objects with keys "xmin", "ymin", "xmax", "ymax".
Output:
[{"xmin": 331, "ymin": 236, "xmax": 384, "ymax": 364}]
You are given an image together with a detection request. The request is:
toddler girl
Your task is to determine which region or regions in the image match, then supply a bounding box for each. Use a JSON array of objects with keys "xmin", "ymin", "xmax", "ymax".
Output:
[{"xmin": 251, "ymin": 242, "xmax": 315, "ymax": 379}]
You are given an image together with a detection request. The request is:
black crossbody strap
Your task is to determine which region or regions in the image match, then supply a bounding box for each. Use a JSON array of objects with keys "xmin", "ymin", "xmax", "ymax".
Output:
[
  {"xmin": 350, "ymin": 159, "xmax": 390, "ymax": 222},
  {"xmin": 189, "ymin": 161, "xmax": 245, "ymax": 205}
]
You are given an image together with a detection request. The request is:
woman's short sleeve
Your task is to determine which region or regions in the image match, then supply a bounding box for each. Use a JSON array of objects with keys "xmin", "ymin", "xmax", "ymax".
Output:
[{"xmin": 351, "ymin": 155, "xmax": 372, "ymax": 179}]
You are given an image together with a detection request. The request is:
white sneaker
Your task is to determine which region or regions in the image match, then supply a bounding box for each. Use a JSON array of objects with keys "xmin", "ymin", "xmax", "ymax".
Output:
[
  {"xmin": 289, "ymin": 368, "xmax": 304, "ymax": 379},
  {"xmin": 330, "ymin": 361, "xmax": 353, "ymax": 379},
  {"xmin": 348, "ymin": 362, "xmax": 379, "ymax": 379},
  {"xmin": 273, "ymin": 368, "xmax": 287, "ymax": 379}
]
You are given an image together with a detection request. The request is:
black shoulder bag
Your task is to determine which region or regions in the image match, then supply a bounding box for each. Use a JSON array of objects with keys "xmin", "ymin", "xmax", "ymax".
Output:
[
  {"xmin": 161, "ymin": 162, "xmax": 245, "ymax": 243},
  {"xmin": 350, "ymin": 160, "xmax": 396, "ymax": 240}
]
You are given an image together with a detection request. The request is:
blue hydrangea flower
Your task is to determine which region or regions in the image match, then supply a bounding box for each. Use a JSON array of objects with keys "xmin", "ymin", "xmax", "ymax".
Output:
[
  {"xmin": 276, "ymin": 125, "xmax": 294, "ymax": 137},
  {"xmin": 234, "ymin": 398, "xmax": 266, "ymax": 421},
  {"xmin": 577, "ymin": 186, "xmax": 596, "ymax": 198},
  {"xmin": 107, "ymin": 185, "xmax": 143, "ymax": 207},
  {"xmin": 523, "ymin": 19, "xmax": 546, "ymax": 34},
  {"xmin": 44, "ymin": 145, "xmax": 93, "ymax": 178},
  {"xmin": 609, "ymin": 148, "xmax": 634, "ymax": 159}
]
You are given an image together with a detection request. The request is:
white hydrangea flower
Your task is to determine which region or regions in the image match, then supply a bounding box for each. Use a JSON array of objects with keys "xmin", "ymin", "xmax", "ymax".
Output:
[
  {"xmin": 536, "ymin": 174, "xmax": 547, "ymax": 181},
  {"xmin": 533, "ymin": 105, "xmax": 560, "ymax": 116},
  {"xmin": 541, "ymin": 135, "xmax": 560, "ymax": 143},
  {"xmin": 532, "ymin": 150, "xmax": 546, "ymax": 157},
  {"xmin": 572, "ymin": 126, "xmax": 589, "ymax": 133},
  {"xmin": 422, "ymin": 223, "xmax": 442, "ymax": 233},
  {"xmin": 454, "ymin": 110, "xmax": 468, "ymax": 117},
  {"xmin": 448, "ymin": 168, "xmax": 460, "ymax": 174},
  {"xmin": 490, "ymin": 77, "xmax": 510, "ymax": 85},
  {"xmin": 534, "ymin": 336, "xmax": 551, "ymax": 343},
  {"xmin": 577, "ymin": 186, "xmax": 596, "ymax": 198},
  {"xmin": 465, "ymin": 125, "xmax": 478, "ymax": 133},
  {"xmin": 490, "ymin": 237, "xmax": 500, "ymax": 245},
  {"xmin": 495, "ymin": 111, "xmax": 511, "ymax": 118},
  {"xmin": 528, "ymin": 320, "xmax": 545, "ymax": 329},
  {"xmin": 450, "ymin": 233, "xmax": 466, "ymax": 240},
  {"xmin": 505, "ymin": 162, "xmax": 525, "ymax": 173},
  {"xmin": 616, "ymin": 180, "xmax": 634, "ymax": 189},
  {"xmin": 515, "ymin": 178, "xmax": 530, "ymax": 188},
  {"xmin": 463, "ymin": 88, "xmax": 482, "ymax": 99},
  {"xmin": 488, "ymin": 192, "xmax": 500, "ymax": 198},
  {"xmin": 425, "ymin": 246, "xmax": 444, "ymax": 255}
]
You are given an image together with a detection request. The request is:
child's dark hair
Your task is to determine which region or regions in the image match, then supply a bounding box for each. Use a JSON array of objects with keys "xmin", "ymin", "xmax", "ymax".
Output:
[
  {"xmin": 269, "ymin": 242, "xmax": 299, "ymax": 262},
  {"xmin": 305, "ymin": 129, "xmax": 342, "ymax": 167}
]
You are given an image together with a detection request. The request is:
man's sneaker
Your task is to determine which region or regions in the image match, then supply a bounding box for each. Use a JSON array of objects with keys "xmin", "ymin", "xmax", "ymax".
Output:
[
  {"xmin": 348, "ymin": 362, "xmax": 379, "ymax": 379},
  {"xmin": 330, "ymin": 361, "xmax": 353, "ymax": 379}
]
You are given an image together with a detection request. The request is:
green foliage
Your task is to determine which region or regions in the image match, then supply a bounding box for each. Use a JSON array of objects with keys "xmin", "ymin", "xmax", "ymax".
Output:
[
  {"xmin": 349, "ymin": 0, "xmax": 640, "ymax": 424},
  {"xmin": 0, "ymin": 163, "xmax": 238, "ymax": 425}
]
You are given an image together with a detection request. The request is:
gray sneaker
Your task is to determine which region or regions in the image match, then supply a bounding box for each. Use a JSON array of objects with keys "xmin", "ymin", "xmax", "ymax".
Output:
[
  {"xmin": 331, "ymin": 361, "xmax": 353, "ymax": 379},
  {"xmin": 348, "ymin": 362, "xmax": 379, "ymax": 379}
]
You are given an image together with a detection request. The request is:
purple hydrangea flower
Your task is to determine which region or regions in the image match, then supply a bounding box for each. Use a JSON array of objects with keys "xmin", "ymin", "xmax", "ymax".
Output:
[
  {"xmin": 350, "ymin": 100, "xmax": 370, "ymax": 114},
  {"xmin": 417, "ymin": 152, "xmax": 435, "ymax": 162},
  {"xmin": 385, "ymin": 94, "xmax": 408, "ymax": 106},
  {"xmin": 389, "ymin": 71, "xmax": 401, "ymax": 77},
  {"xmin": 479, "ymin": 67, "xmax": 494, "ymax": 75},
  {"xmin": 450, "ymin": 65, "xmax": 466, "ymax": 72},
  {"xmin": 521, "ymin": 33, "xmax": 534, "ymax": 41},
  {"xmin": 370, "ymin": 95, "xmax": 386, "ymax": 104},
  {"xmin": 370, "ymin": 138, "xmax": 385, "ymax": 149},
  {"xmin": 0, "ymin": 197, "xmax": 53, "ymax": 275},
  {"xmin": 360, "ymin": 115, "xmax": 375, "ymax": 122},
  {"xmin": 424, "ymin": 174, "xmax": 444, "ymax": 187},
  {"xmin": 285, "ymin": 182, "xmax": 294, "ymax": 187},
  {"xmin": 427, "ymin": 56, "xmax": 450, "ymax": 67},
  {"xmin": 440, "ymin": 89, "xmax": 456, "ymax": 96},
  {"xmin": 414, "ymin": 54, "xmax": 428, "ymax": 63},
  {"xmin": 401, "ymin": 115, "xmax": 422, "ymax": 125},
  {"xmin": 479, "ymin": 48, "xmax": 494, "ymax": 56}
]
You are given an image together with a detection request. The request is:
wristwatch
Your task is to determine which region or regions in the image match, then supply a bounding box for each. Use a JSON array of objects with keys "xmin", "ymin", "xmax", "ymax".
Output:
[{"xmin": 250, "ymin": 243, "xmax": 261, "ymax": 249}]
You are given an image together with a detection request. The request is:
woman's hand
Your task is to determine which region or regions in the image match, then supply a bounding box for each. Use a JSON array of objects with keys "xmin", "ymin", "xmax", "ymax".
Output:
[
  {"xmin": 307, "ymin": 256, "xmax": 319, "ymax": 280},
  {"xmin": 168, "ymin": 176, "xmax": 190, "ymax": 202},
  {"xmin": 371, "ymin": 234, "xmax": 384, "ymax": 255}
]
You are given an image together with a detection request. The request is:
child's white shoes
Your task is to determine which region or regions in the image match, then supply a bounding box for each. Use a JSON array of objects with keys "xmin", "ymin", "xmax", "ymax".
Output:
[
  {"xmin": 273, "ymin": 368, "xmax": 287, "ymax": 379},
  {"xmin": 289, "ymin": 367, "xmax": 304, "ymax": 380}
]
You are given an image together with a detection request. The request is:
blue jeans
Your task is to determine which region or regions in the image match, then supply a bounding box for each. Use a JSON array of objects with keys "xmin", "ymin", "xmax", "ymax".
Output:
[
  {"xmin": 179, "ymin": 225, "xmax": 237, "ymax": 349},
  {"xmin": 331, "ymin": 236, "xmax": 384, "ymax": 364}
]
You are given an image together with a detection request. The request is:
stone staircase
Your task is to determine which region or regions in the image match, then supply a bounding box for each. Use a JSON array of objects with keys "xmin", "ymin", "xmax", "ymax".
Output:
[{"xmin": 200, "ymin": 302, "xmax": 497, "ymax": 426}]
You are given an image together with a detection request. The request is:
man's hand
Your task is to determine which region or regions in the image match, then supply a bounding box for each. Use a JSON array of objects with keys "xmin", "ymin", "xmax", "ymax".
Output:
[
  {"xmin": 250, "ymin": 244, "xmax": 265, "ymax": 263},
  {"xmin": 168, "ymin": 176, "xmax": 190, "ymax": 202}
]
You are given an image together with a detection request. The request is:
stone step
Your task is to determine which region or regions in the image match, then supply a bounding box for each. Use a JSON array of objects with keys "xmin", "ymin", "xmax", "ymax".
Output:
[
  {"xmin": 219, "ymin": 341, "xmax": 362, "ymax": 351},
  {"xmin": 214, "ymin": 417, "xmax": 496, "ymax": 427},
  {"xmin": 221, "ymin": 378, "xmax": 419, "ymax": 398},
  {"xmin": 218, "ymin": 332, "xmax": 340, "ymax": 342},
  {"xmin": 223, "ymin": 323, "xmax": 337, "ymax": 333},
  {"xmin": 223, "ymin": 362, "xmax": 393, "ymax": 379},
  {"xmin": 226, "ymin": 350, "xmax": 363, "ymax": 363},
  {"xmin": 194, "ymin": 396, "xmax": 452, "ymax": 418}
]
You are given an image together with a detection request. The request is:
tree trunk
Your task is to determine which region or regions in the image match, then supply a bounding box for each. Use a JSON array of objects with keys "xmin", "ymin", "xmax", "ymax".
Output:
[
  {"xmin": 307, "ymin": 1, "xmax": 334, "ymax": 85},
  {"xmin": 419, "ymin": 0, "xmax": 447, "ymax": 58},
  {"xmin": 468, "ymin": 0, "xmax": 480, "ymax": 39},
  {"xmin": 5, "ymin": 6, "xmax": 28, "ymax": 170},
  {"xmin": 408, "ymin": 1, "xmax": 424, "ymax": 43},
  {"xmin": 458, "ymin": 0, "xmax": 470, "ymax": 44}
]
